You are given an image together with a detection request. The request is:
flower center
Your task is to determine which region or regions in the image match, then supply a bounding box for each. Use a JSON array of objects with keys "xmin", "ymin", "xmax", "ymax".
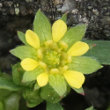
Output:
[
  {"xmin": 43, "ymin": 49, "xmax": 60, "ymax": 68},
  {"xmin": 37, "ymin": 40, "xmax": 72, "ymax": 73}
]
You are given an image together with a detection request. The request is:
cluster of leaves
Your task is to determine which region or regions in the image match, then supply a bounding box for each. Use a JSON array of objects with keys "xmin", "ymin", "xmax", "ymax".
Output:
[{"xmin": 0, "ymin": 11, "xmax": 110, "ymax": 110}]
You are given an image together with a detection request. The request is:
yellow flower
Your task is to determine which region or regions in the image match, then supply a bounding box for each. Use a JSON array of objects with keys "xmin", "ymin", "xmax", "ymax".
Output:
[{"xmin": 20, "ymin": 19, "xmax": 89, "ymax": 89}]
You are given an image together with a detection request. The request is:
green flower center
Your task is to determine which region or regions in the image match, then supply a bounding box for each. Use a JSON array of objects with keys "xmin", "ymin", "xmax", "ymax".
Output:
[
  {"xmin": 43, "ymin": 49, "xmax": 60, "ymax": 68},
  {"xmin": 37, "ymin": 40, "xmax": 72, "ymax": 73}
]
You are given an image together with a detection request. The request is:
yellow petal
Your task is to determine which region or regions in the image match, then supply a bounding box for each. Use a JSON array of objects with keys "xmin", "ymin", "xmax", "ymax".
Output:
[
  {"xmin": 21, "ymin": 58, "xmax": 38, "ymax": 71},
  {"xmin": 67, "ymin": 41, "xmax": 89, "ymax": 56},
  {"xmin": 63, "ymin": 70, "xmax": 85, "ymax": 89},
  {"xmin": 52, "ymin": 20, "xmax": 67, "ymax": 42},
  {"xmin": 25, "ymin": 30, "xmax": 40, "ymax": 49},
  {"xmin": 37, "ymin": 73, "xmax": 48, "ymax": 87}
]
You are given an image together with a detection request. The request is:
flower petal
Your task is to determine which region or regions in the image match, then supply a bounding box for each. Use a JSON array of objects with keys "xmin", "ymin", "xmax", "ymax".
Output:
[
  {"xmin": 25, "ymin": 30, "xmax": 40, "ymax": 49},
  {"xmin": 67, "ymin": 41, "xmax": 89, "ymax": 56},
  {"xmin": 21, "ymin": 58, "xmax": 38, "ymax": 71},
  {"xmin": 52, "ymin": 20, "xmax": 67, "ymax": 42},
  {"xmin": 63, "ymin": 70, "xmax": 85, "ymax": 89},
  {"xmin": 37, "ymin": 73, "xmax": 48, "ymax": 87}
]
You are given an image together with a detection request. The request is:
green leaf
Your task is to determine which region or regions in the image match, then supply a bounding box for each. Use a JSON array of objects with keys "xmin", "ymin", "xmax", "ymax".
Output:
[
  {"xmin": 40, "ymin": 85, "xmax": 61, "ymax": 103},
  {"xmin": 73, "ymin": 87, "xmax": 84, "ymax": 94},
  {"xmin": 12, "ymin": 63, "xmax": 24, "ymax": 85},
  {"xmin": 33, "ymin": 10, "xmax": 52, "ymax": 43},
  {"xmin": 46, "ymin": 102, "xmax": 64, "ymax": 110},
  {"xmin": 34, "ymin": 83, "xmax": 40, "ymax": 90},
  {"xmin": 23, "ymin": 89, "xmax": 43, "ymax": 108},
  {"xmin": 85, "ymin": 40, "xmax": 110, "ymax": 65},
  {"xmin": 61, "ymin": 24, "xmax": 87, "ymax": 48},
  {"xmin": 0, "ymin": 77, "xmax": 21, "ymax": 91},
  {"xmin": 49, "ymin": 74, "xmax": 67, "ymax": 96},
  {"xmin": 0, "ymin": 101, "xmax": 4, "ymax": 110},
  {"xmin": 0, "ymin": 89, "xmax": 12, "ymax": 100},
  {"xmin": 69, "ymin": 56, "xmax": 102, "ymax": 74},
  {"xmin": 85, "ymin": 106, "xmax": 95, "ymax": 110},
  {"xmin": 19, "ymin": 98, "xmax": 28, "ymax": 110},
  {"xmin": 66, "ymin": 85, "xmax": 71, "ymax": 95},
  {"xmin": 107, "ymin": 104, "xmax": 110, "ymax": 110},
  {"xmin": 0, "ymin": 72, "xmax": 12, "ymax": 80},
  {"xmin": 17, "ymin": 31, "xmax": 27, "ymax": 45},
  {"xmin": 22, "ymin": 67, "xmax": 43, "ymax": 83},
  {"xmin": 10, "ymin": 46, "xmax": 37, "ymax": 60},
  {"xmin": 4, "ymin": 93, "xmax": 20, "ymax": 110},
  {"xmin": 61, "ymin": 13, "xmax": 67, "ymax": 23}
]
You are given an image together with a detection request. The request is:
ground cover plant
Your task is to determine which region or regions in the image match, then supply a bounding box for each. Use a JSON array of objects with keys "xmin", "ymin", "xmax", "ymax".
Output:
[{"xmin": 0, "ymin": 10, "xmax": 110, "ymax": 110}]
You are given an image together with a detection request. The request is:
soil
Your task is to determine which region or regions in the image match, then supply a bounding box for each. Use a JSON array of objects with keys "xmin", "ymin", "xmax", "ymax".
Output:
[{"xmin": 0, "ymin": 0, "xmax": 110, "ymax": 110}]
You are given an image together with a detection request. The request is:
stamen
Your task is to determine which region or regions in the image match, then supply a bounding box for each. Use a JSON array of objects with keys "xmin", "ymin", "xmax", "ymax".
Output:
[
  {"xmin": 50, "ymin": 68, "xmax": 59, "ymax": 74},
  {"xmin": 60, "ymin": 60, "xmax": 66, "ymax": 66},
  {"xmin": 59, "ymin": 66, "xmax": 68, "ymax": 72},
  {"xmin": 59, "ymin": 41, "xmax": 68, "ymax": 50},
  {"xmin": 56, "ymin": 48, "xmax": 62, "ymax": 53},
  {"xmin": 62, "ymin": 65, "xmax": 68, "ymax": 71},
  {"xmin": 51, "ymin": 42, "xmax": 58, "ymax": 50},
  {"xmin": 39, "ymin": 40, "xmax": 71, "ymax": 71},
  {"xmin": 45, "ymin": 40, "xmax": 53, "ymax": 47},
  {"xmin": 67, "ymin": 56, "xmax": 72, "ymax": 63},
  {"xmin": 39, "ymin": 61, "xmax": 47, "ymax": 69},
  {"xmin": 37, "ymin": 49, "xmax": 43, "ymax": 59},
  {"xmin": 61, "ymin": 52, "xmax": 68, "ymax": 59}
]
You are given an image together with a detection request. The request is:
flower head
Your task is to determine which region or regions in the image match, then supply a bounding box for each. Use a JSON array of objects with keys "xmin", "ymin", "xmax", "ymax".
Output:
[
  {"xmin": 11, "ymin": 10, "xmax": 102, "ymax": 96},
  {"xmin": 20, "ymin": 19, "xmax": 90, "ymax": 89}
]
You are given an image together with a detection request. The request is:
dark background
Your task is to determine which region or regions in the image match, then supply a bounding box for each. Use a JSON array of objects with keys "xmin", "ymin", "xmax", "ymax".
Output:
[{"xmin": 0, "ymin": 0, "xmax": 110, "ymax": 110}]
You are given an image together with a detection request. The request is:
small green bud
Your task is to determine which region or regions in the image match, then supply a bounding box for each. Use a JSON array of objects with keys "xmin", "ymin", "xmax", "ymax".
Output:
[{"xmin": 37, "ymin": 49, "xmax": 43, "ymax": 59}]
